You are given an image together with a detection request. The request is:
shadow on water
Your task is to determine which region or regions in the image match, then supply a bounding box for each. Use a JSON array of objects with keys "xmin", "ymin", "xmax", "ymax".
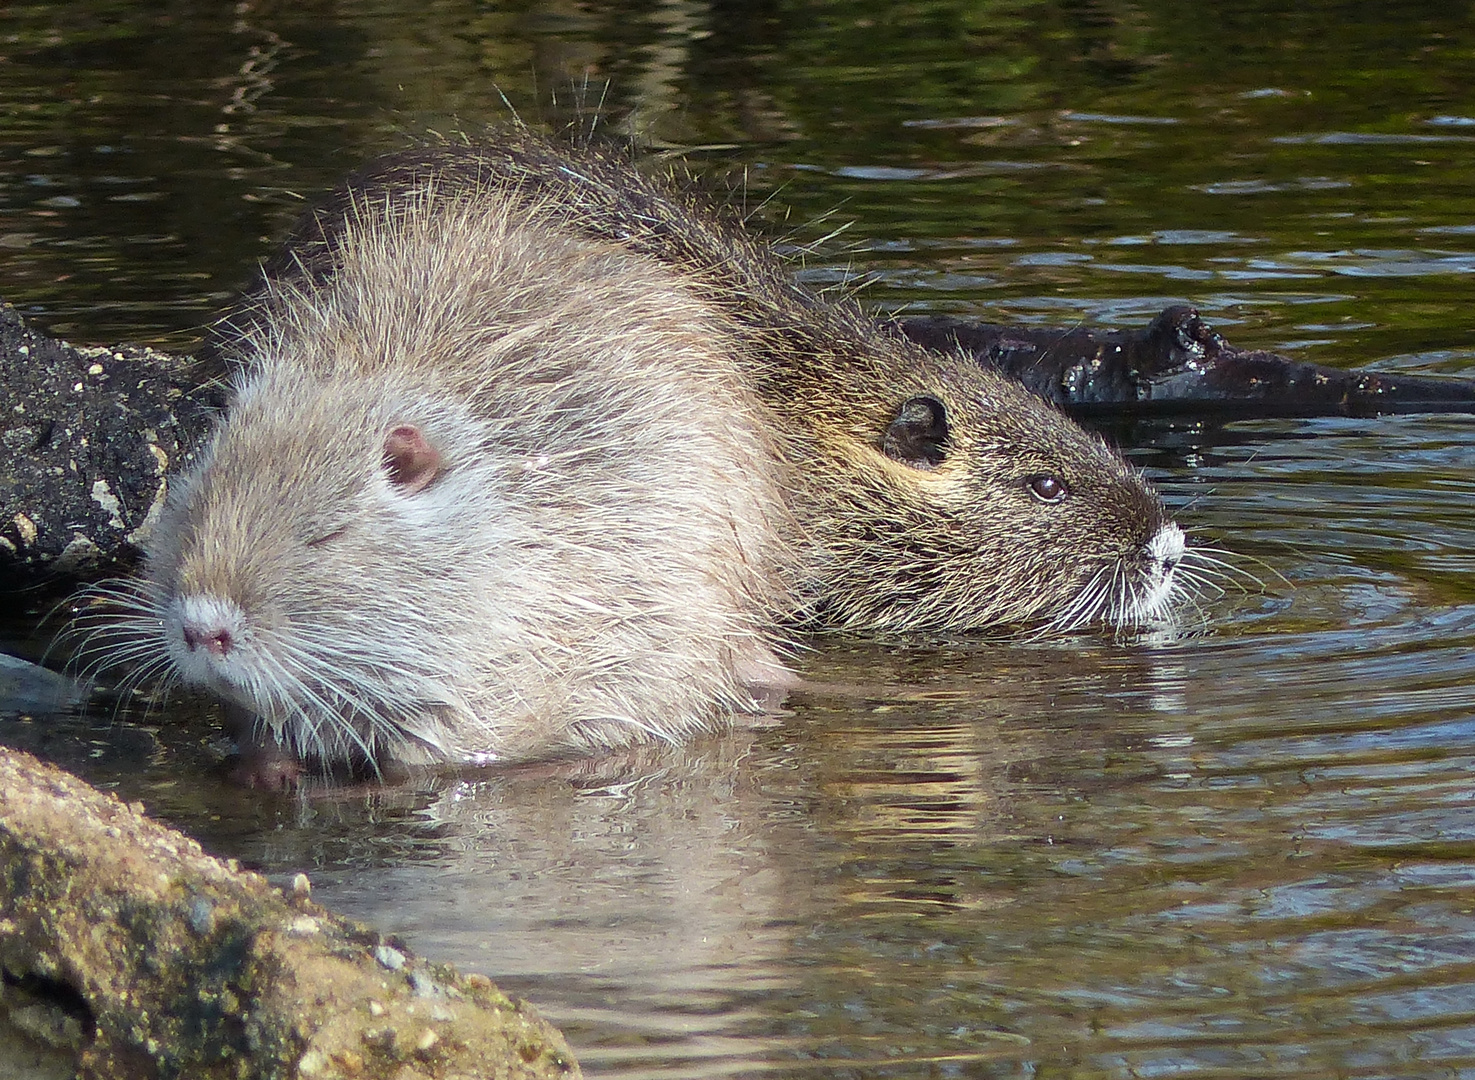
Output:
[{"xmin": 4, "ymin": 1, "xmax": 1475, "ymax": 1077}]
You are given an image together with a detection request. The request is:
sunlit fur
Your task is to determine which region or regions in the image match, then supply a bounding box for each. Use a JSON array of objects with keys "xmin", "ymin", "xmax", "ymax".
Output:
[
  {"xmin": 287, "ymin": 132, "xmax": 1191, "ymax": 636},
  {"xmin": 83, "ymin": 193, "xmax": 796, "ymax": 767}
]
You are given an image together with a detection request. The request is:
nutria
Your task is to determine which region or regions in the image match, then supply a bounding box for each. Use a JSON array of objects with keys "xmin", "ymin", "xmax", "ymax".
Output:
[
  {"xmin": 82, "ymin": 187, "xmax": 797, "ymax": 776},
  {"xmin": 277, "ymin": 132, "xmax": 1187, "ymax": 633},
  {"xmin": 79, "ymin": 130, "xmax": 1188, "ymax": 778}
]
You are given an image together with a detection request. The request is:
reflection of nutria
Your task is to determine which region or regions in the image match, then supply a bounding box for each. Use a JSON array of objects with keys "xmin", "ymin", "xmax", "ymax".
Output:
[{"xmin": 81, "ymin": 132, "xmax": 1188, "ymax": 781}]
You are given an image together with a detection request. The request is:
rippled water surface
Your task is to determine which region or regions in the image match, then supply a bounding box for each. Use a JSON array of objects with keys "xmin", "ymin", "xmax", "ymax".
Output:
[{"xmin": 3, "ymin": 3, "xmax": 1475, "ymax": 1077}]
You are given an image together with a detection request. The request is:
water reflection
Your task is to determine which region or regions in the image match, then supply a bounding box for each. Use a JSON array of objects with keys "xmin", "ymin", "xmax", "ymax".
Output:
[
  {"xmin": 266, "ymin": 601, "xmax": 1475, "ymax": 1079},
  {"xmin": 298, "ymin": 640, "xmax": 1224, "ymax": 1076}
]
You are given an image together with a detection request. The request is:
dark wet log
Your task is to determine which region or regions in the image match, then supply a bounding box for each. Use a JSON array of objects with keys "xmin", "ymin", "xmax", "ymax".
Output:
[
  {"xmin": 895, "ymin": 305, "xmax": 1475, "ymax": 419},
  {"xmin": 0, "ymin": 745, "xmax": 581, "ymax": 1080}
]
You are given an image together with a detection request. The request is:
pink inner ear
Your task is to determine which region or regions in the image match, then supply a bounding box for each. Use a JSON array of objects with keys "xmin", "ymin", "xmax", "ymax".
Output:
[{"xmin": 382, "ymin": 424, "xmax": 441, "ymax": 494}]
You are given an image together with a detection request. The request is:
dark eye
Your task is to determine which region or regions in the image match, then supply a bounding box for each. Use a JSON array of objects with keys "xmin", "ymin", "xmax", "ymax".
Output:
[{"xmin": 1026, "ymin": 474, "xmax": 1068, "ymax": 504}]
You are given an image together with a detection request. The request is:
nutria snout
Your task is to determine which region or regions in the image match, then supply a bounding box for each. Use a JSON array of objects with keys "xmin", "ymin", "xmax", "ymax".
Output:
[{"xmin": 77, "ymin": 130, "xmax": 1191, "ymax": 777}]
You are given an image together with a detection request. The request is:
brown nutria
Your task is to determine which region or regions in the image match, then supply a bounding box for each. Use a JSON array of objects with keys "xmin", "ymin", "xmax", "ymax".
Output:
[
  {"xmin": 278, "ymin": 131, "xmax": 1188, "ymax": 634},
  {"xmin": 79, "ymin": 130, "xmax": 1189, "ymax": 779},
  {"xmin": 81, "ymin": 186, "xmax": 797, "ymax": 777}
]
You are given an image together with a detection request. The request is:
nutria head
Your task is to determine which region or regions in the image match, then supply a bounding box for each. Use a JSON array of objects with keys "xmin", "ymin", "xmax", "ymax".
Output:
[{"xmin": 793, "ymin": 363, "xmax": 1184, "ymax": 633}]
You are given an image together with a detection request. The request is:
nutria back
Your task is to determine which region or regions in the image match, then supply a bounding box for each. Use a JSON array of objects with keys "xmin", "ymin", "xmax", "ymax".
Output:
[{"xmin": 278, "ymin": 132, "xmax": 1187, "ymax": 634}]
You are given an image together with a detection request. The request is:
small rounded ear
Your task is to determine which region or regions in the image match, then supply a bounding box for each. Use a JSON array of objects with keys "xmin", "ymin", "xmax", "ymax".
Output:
[
  {"xmin": 382, "ymin": 424, "xmax": 441, "ymax": 494},
  {"xmin": 882, "ymin": 395, "xmax": 949, "ymax": 469}
]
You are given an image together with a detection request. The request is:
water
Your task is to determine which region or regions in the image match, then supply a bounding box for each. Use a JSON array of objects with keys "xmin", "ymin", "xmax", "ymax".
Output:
[{"xmin": 4, "ymin": 2, "xmax": 1475, "ymax": 1077}]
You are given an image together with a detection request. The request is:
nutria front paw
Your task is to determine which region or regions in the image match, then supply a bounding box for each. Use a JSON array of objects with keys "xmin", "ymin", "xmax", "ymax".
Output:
[{"xmin": 227, "ymin": 742, "xmax": 304, "ymax": 790}]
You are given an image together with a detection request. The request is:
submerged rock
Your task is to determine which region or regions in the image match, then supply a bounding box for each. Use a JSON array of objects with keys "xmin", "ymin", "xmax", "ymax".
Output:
[
  {"xmin": 898, "ymin": 305, "xmax": 1475, "ymax": 418},
  {"xmin": 0, "ymin": 653, "xmax": 81, "ymax": 717}
]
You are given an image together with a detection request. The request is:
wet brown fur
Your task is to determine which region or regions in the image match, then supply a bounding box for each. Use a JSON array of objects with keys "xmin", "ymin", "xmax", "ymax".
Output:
[{"xmin": 272, "ymin": 131, "xmax": 1180, "ymax": 633}]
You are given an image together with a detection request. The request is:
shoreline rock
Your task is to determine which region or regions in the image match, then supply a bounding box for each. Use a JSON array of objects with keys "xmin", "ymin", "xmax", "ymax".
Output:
[{"xmin": 0, "ymin": 745, "xmax": 581, "ymax": 1080}]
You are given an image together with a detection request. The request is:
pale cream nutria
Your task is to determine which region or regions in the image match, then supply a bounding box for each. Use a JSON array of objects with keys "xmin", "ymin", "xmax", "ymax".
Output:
[
  {"xmin": 281, "ymin": 132, "xmax": 1189, "ymax": 634},
  {"xmin": 85, "ymin": 187, "xmax": 796, "ymax": 777},
  {"xmin": 82, "ymin": 131, "xmax": 1191, "ymax": 779}
]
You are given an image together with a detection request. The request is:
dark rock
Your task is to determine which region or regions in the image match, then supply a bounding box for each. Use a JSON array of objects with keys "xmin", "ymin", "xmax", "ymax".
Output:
[{"xmin": 0, "ymin": 302, "xmax": 219, "ymax": 595}]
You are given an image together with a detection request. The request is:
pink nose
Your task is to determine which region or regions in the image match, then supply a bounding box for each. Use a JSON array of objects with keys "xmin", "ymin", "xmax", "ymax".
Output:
[{"xmin": 182, "ymin": 624, "xmax": 234, "ymax": 657}]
